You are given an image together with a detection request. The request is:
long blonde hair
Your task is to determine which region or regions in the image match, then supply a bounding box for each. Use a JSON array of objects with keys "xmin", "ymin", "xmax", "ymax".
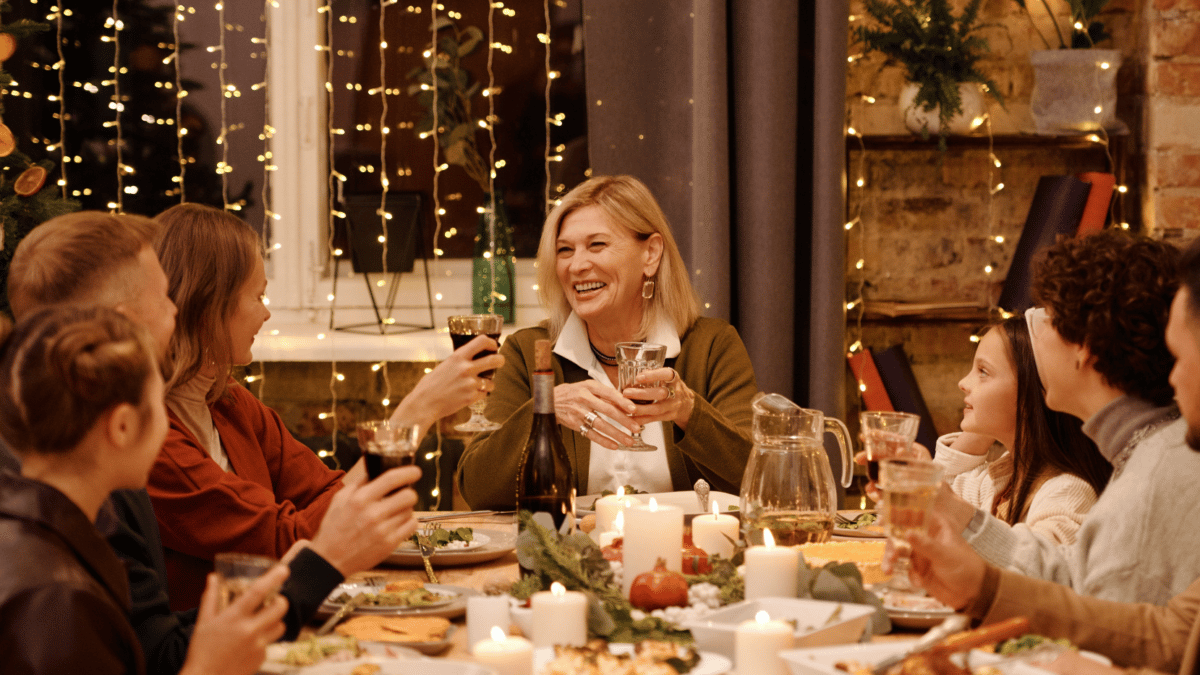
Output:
[
  {"xmin": 154, "ymin": 203, "xmax": 262, "ymax": 402},
  {"xmin": 536, "ymin": 175, "xmax": 700, "ymax": 342}
]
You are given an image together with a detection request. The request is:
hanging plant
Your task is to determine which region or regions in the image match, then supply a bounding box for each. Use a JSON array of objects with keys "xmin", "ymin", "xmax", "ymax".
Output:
[{"xmin": 1015, "ymin": 0, "xmax": 1112, "ymax": 49}]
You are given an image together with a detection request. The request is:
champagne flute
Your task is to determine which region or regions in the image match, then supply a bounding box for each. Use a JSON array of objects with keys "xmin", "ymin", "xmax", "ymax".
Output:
[
  {"xmin": 614, "ymin": 342, "xmax": 667, "ymax": 451},
  {"xmin": 879, "ymin": 458, "xmax": 942, "ymax": 591},
  {"xmin": 448, "ymin": 314, "xmax": 503, "ymax": 432}
]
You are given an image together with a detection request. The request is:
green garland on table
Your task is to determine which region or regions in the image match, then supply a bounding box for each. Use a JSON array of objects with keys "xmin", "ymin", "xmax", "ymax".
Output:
[{"xmin": 510, "ymin": 512, "xmax": 892, "ymax": 641}]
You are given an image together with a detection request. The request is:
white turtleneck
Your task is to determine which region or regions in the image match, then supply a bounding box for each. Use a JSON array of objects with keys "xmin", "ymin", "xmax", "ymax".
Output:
[{"xmin": 166, "ymin": 373, "xmax": 230, "ymax": 472}]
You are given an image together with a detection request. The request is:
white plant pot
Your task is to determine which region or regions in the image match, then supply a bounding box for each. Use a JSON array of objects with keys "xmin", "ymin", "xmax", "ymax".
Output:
[
  {"xmin": 1029, "ymin": 49, "xmax": 1127, "ymax": 135},
  {"xmin": 899, "ymin": 81, "xmax": 986, "ymax": 137}
]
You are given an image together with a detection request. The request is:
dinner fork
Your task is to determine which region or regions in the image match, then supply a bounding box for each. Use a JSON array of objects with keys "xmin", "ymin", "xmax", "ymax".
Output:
[
  {"xmin": 834, "ymin": 512, "xmax": 856, "ymax": 525},
  {"xmin": 416, "ymin": 532, "xmax": 439, "ymax": 584}
]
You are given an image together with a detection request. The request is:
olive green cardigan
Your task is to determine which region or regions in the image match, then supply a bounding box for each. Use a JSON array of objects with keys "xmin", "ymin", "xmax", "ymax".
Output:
[{"xmin": 455, "ymin": 317, "xmax": 757, "ymax": 510}]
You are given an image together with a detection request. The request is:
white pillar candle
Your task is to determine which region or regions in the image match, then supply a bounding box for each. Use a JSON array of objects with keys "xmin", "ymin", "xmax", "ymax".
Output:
[
  {"xmin": 735, "ymin": 610, "xmax": 795, "ymax": 675},
  {"xmin": 467, "ymin": 595, "xmax": 513, "ymax": 651},
  {"xmin": 744, "ymin": 529, "xmax": 800, "ymax": 600},
  {"xmin": 592, "ymin": 490, "xmax": 641, "ymax": 541},
  {"xmin": 473, "ymin": 627, "xmax": 533, "ymax": 675},
  {"xmin": 622, "ymin": 498, "xmax": 684, "ymax": 596},
  {"xmin": 691, "ymin": 501, "xmax": 739, "ymax": 559},
  {"xmin": 598, "ymin": 530, "xmax": 620, "ymax": 548},
  {"xmin": 530, "ymin": 581, "xmax": 588, "ymax": 648}
]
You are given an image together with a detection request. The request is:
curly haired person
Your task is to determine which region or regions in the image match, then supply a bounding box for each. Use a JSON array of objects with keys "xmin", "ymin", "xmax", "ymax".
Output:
[{"xmin": 910, "ymin": 230, "xmax": 1200, "ymax": 611}]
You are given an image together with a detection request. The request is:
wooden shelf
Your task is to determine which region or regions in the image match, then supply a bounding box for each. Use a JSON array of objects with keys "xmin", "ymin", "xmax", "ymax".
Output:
[{"xmin": 846, "ymin": 133, "xmax": 1126, "ymax": 152}]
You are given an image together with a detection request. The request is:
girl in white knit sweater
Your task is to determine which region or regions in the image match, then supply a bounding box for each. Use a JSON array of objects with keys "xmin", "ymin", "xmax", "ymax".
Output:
[{"xmin": 933, "ymin": 317, "xmax": 1111, "ymax": 544}]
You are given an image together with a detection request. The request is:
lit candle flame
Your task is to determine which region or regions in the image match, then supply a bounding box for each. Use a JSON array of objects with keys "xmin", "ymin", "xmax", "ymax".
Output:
[
  {"xmin": 490, "ymin": 625, "xmax": 507, "ymax": 641},
  {"xmin": 755, "ymin": 610, "xmax": 771, "ymax": 624},
  {"xmin": 763, "ymin": 529, "xmax": 776, "ymax": 548},
  {"xmin": 614, "ymin": 511, "xmax": 624, "ymax": 534},
  {"xmin": 649, "ymin": 497, "xmax": 659, "ymax": 512},
  {"xmin": 551, "ymin": 581, "xmax": 566, "ymax": 596},
  {"xmin": 711, "ymin": 501, "xmax": 719, "ymax": 518}
]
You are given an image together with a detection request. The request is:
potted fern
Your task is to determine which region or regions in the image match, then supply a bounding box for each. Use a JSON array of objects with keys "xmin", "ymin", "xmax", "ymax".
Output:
[
  {"xmin": 1015, "ymin": 0, "xmax": 1125, "ymax": 135},
  {"xmin": 854, "ymin": 0, "xmax": 1003, "ymax": 148}
]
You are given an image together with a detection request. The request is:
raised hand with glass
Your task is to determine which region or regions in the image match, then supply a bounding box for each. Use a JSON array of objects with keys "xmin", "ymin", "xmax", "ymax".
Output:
[
  {"xmin": 448, "ymin": 314, "xmax": 504, "ymax": 432},
  {"xmin": 879, "ymin": 458, "xmax": 943, "ymax": 591},
  {"xmin": 614, "ymin": 342, "xmax": 667, "ymax": 451}
]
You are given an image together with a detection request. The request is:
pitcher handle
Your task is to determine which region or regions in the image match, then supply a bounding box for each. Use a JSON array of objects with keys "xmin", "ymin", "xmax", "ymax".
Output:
[{"xmin": 824, "ymin": 417, "xmax": 855, "ymax": 488}]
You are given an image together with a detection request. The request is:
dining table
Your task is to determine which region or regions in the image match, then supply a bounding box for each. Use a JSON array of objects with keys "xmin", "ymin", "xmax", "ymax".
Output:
[{"xmin": 299, "ymin": 507, "xmax": 923, "ymax": 671}]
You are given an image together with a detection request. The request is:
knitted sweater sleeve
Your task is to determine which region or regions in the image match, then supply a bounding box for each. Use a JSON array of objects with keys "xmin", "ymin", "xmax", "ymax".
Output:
[
  {"xmin": 1022, "ymin": 473, "xmax": 1098, "ymax": 545},
  {"xmin": 934, "ymin": 433, "xmax": 994, "ymax": 510}
]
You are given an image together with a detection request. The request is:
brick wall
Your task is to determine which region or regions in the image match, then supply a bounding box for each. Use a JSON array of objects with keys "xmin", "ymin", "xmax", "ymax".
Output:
[
  {"xmin": 1149, "ymin": 0, "xmax": 1200, "ymax": 234},
  {"xmin": 845, "ymin": 0, "xmax": 1150, "ymax": 436}
]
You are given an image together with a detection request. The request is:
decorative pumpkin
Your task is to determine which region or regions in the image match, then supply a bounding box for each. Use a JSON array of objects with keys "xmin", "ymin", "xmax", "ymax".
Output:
[{"xmin": 629, "ymin": 558, "xmax": 689, "ymax": 611}]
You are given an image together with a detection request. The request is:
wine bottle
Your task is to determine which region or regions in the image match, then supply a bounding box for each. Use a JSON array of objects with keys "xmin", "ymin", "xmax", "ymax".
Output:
[{"xmin": 517, "ymin": 339, "xmax": 576, "ymax": 560}]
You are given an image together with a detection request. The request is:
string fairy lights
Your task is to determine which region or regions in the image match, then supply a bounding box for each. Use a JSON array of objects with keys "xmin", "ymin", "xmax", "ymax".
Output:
[
  {"xmin": 109, "ymin": 0, "xmax": 124, "ymax": 212},
  {"xmin": 53, "ymin": 3, "xmax": 66, "ymax": 198},
  {"xmin": 172, "ymin": 3, "xmax": 187, "ymax": 200}
]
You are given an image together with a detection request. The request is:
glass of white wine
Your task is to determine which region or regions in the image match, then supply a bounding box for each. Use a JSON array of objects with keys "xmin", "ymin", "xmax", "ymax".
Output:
[{"xmin": 879, "ymin": 458, "xmax": 943, "ymax": 591}]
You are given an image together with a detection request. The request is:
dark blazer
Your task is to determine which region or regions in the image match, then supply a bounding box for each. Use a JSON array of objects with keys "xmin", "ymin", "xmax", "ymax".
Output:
[{"xmin": 0, "ymin": 471, "xmax": 145, "ymax": 675}]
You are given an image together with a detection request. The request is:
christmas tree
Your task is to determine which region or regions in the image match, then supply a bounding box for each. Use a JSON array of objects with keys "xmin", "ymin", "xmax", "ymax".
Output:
[{"xmin": 0, "ymin": 6, "xmax": 79, "ymax": 319}]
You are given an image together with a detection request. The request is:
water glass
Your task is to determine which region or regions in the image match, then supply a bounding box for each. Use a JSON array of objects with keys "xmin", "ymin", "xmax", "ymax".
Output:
[
  {"xmin": 860, "ymin": 411, "xmax": 921, "ymax": 483},
  {"xmin": 214, "ymin": 552, "xmax": 278, "ymax": 610},
  {"xmin": 879, "ymin": 458, "xmax": 942, "ymax": 591}
]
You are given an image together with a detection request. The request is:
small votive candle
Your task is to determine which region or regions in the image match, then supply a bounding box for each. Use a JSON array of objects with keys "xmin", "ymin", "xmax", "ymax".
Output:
[
  {"xmin": 467, "ymin": 595, "xmax": 513, "ymax": 651},
  {"xmin": 691, "ymin": 501, "xmax": 739, "ymax": 559},
  {"xmin": 735, "ymin": 610, "xmax": 795, "ymax": 675},
  {"xmin": 593, "ymin": 488, "xmax": 641, "ymax": 542},
  {"xmin": 743, "ymin": 529, "xmax": 800, "ymax": 600},
  {"xmin": 473, "ymin": 626, "xmax": 533, "ymax": 675},
  {"xmin": 530, "ymin": 581, "xmax": 587, "ymax": 649}
]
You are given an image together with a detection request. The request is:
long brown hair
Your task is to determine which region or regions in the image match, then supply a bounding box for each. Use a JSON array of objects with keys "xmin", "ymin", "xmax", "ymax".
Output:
[
  {"xmin": 154, "ymin": 203, "xmax": 262, "ymax": 402},
  {"xmin": 0, "ymin": 306, "xmax": 157, "ymax": 456},
  {"xmin": 993, "ymin": 317, "xmax": 1112, "ymax": 524}
]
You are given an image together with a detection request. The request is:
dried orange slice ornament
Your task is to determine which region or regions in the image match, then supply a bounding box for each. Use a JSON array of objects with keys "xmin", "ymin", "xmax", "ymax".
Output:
[
  {"xmin": 14, "ymin": 166, "xmax": 47, "ymax": 197},
  {"xmin": 0, "ymin": 34, "xmax": 16, "ymax": 63},
  {"xmin": 0, "ymin": 123, "xmax": 14, "ymax": 158}
]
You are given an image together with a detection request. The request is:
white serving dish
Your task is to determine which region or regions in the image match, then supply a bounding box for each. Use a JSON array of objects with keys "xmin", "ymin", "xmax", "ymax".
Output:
[
  {"xmin": 577, "ymin": 491, "xmax": 740, "ymax": 517},
  {"xmin": 680, "ymin": 597, "xmax": 875, "ymax": 659},
  {"xmin": 779, "ymin": 639, "xmax": 1112, "ymax": 675}
]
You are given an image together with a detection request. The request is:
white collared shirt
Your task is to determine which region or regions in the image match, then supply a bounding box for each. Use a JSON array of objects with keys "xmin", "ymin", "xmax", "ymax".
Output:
[
  {"xmin": 166, "ymin": 373, "xmax": 231, "ymax": 472},
  {"xmin": 553, "ymin": 312, "xmax": 681, "ymax": 494}
]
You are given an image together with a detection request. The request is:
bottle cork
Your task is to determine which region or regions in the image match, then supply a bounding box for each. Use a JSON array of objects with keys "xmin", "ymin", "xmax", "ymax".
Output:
[{"xmin": 534, "ymin": 339, "xmax": 552, "ymax": 371}]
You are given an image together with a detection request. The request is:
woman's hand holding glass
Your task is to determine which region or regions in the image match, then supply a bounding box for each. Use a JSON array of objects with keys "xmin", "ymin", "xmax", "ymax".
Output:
[
  {"xmin": 389, "ymin": 334, "xmax": 504, "ymax": 432},
  {"xmin": 182, "ymin": 564, "xmax": 289, "ymax": 675},
  {"xmin": 554, "ymin": 379, "xmax": 640, "ymax": 450},
  {"xmin": 624, "ymin": 366, "xmax": 695, "ymax": 430}
]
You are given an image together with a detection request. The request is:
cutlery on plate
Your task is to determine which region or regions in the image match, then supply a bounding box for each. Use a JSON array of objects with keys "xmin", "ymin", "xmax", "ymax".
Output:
[
  {"xmin": 869, "ymin": 614, "xmax": 968, "ymax": 675},
  {"xmin": 835, "ymin": 512, "xmax": 857, "ymax": 526},
  {"xmin": 416, "ymin": 532, "xmax": 439, "ymax": 584},
  {"xmin": 315, "ymin": 593, "xmax": 368, "ymax": 636}
]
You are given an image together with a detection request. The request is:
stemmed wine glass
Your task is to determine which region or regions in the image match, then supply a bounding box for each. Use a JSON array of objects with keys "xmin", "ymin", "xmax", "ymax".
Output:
[
  {"xmin": 448, "ymin": 314, "xmax": 503, "ymax": 433},
  {"xmin": 614, "ymin": 342, "xmax": 667, "ymax": 451},
  {"xmin": 878, "ymin": 458, "xmax": 943, "ymax": 591}
]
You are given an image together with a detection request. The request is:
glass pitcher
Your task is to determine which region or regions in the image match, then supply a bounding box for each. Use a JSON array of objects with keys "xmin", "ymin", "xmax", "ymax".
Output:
[{"xmin": 739, "ymin": 393, "xmax": 854, "ymax": 546}]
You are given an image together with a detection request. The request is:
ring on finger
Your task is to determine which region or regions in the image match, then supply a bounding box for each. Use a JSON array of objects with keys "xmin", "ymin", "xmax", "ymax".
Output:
[
  {"xmin": 667, "ymin": 387, "xmax": 676, "ymax": 399},
  {"xmin": 665, "ymin": 369, "xmax": 678, "ymax": 384},
  {"xmin": 579, "ymin": 423, "xmax": 590, "ymax": 437},
  {"xmin": 583, "ymin": 410, "xmax": 600, "ymax": 427}
]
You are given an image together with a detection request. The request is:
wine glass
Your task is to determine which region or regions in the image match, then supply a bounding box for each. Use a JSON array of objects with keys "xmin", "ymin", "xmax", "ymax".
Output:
[
  {"xmin": 860, "ymin": 411, "xmax": 921, "ymax": 483},
  {"xmin": 614, "ymin": 342, "xmax": 667, "ymax": 451},
  {"xmin": 356, "ymin": 419, "xmax": 422, "ymax": 480},
  {"xmin": 448, "ymin": 314, "xmax": 504, "ymax": 433},
  {"xmin": 879, "ymin": 458, "xmax": 943, "ymax": 591}
]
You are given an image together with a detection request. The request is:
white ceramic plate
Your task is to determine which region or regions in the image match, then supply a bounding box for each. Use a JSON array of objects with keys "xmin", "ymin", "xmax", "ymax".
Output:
[
  {"xmin": 576, "ymin": 491, "xmax": 740, "ymax": 516},
  {"xmin": 384, "ymin": 529, "xmax": 516, "ymax": 568},
  {"xmin": 260, "ymin": 636, "xmax": 423, "ymax": 673},
  {"xmin": 780, "ymin": 639, "xmax": 1111, "ymax": 675},
  {"xmin": 533, "ymin": 644, "xmax": 731, "ymax": 675},
  {"xmin": 275, "ymin": 656, "xmax": 497, "ymax": 675},
  {"xmin": 880, "ymin": 590, "xmax": 955, "ymax": 629},
  {"xmin": 317, "ymin": 583, "xmax": 477, "ymax": 621},
  {"xmin": 833, "ymin": 510, "xmax": 886, "ymax": 539},
  {"xmin": 395, "ymin": 532, "xmax": 491, "ymax": 553}
]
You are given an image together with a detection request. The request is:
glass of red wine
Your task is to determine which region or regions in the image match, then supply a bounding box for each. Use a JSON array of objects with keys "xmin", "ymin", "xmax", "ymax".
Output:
[
  {"xmin": 448, "ymin": 314, "xmax": 504, "ymax": 433},
  {"xmin": 615, "ymin": 342, "xmax": 667, "ymax": 451},
  {"xmin": 357, "ymin": 419, "xmax": 422, "ymax": 480},
  {"xmin": 860, "ymin": 411, "xmax": 921, "ymax": 483}
]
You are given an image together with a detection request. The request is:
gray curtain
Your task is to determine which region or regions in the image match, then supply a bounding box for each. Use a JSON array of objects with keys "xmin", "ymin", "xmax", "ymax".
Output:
[{"xmin": 583, "ymin": 1, "xmax": 848, "ymax": 416}]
